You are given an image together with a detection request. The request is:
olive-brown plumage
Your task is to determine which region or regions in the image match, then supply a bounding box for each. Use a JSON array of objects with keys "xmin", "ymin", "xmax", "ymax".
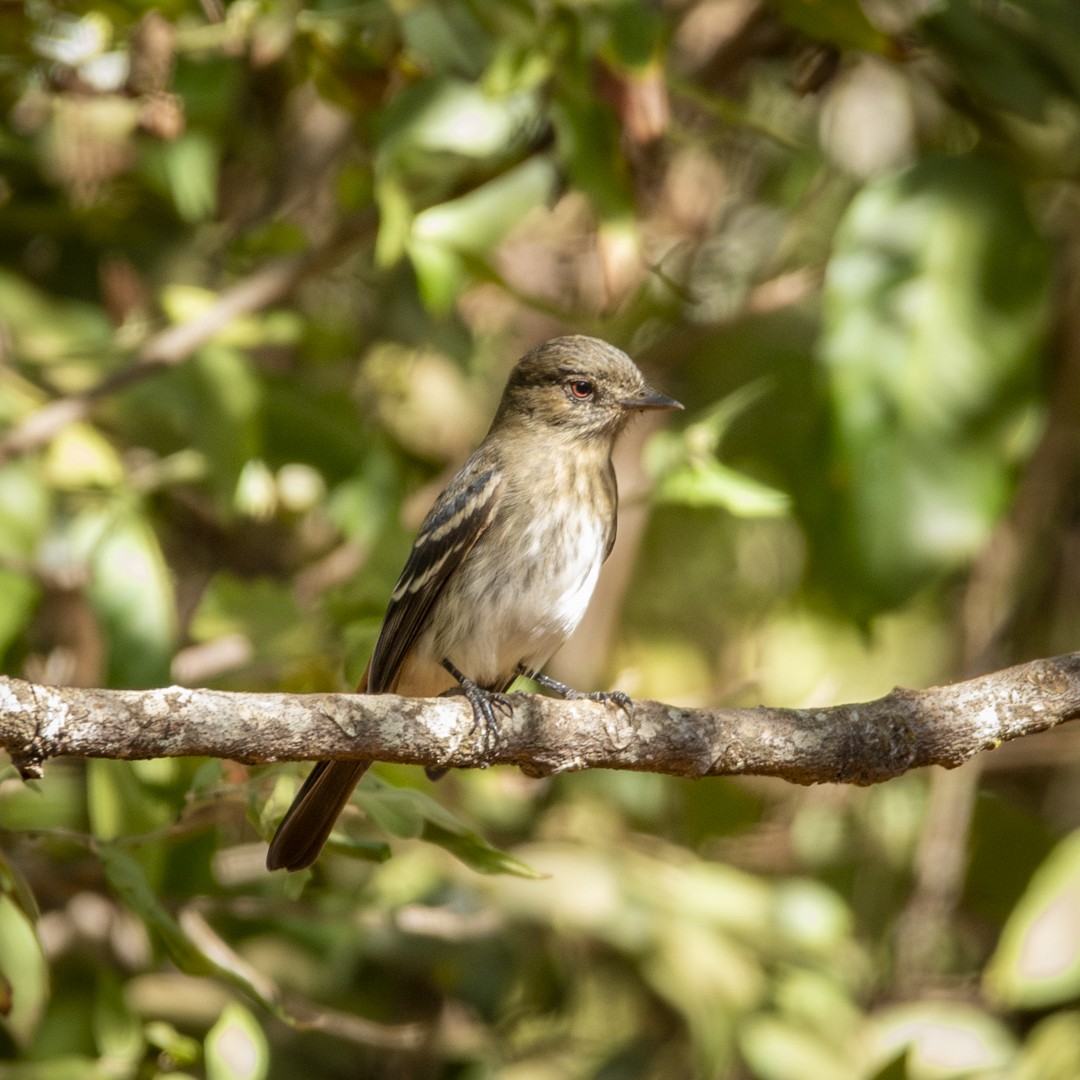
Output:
[{"xmin": 266, "ymin": 336, "xmax": 680, "ymax": 871}]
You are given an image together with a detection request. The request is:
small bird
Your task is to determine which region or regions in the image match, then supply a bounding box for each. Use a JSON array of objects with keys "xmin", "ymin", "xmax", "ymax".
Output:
[{"xmin": 266, "ymin": 335, "xmax": 681, "ymax": 871}]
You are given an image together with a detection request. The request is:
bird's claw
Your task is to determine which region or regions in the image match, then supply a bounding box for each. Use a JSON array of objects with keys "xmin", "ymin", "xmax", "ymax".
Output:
[
  {"xmin": 585, "ymin": 689, "xmax": 634, "ymax": 719},
  {"xmin": 455, "ymin": 676, "xmax": 512, "ymax": 755}
]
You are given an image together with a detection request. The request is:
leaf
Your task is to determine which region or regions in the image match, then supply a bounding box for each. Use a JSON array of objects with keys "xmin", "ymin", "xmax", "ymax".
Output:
[
  {"xmin": 740, "ymin": 1013, "xmax": 857, "ymax": 1080},
  {"xmin": 553, "ymin": 91, "xmax": 635, "ymax": 221},
  {"xmin": 379, "ymin": 77, "xmax": 537, "ymax": 161},
  {"xmin": 0, "ymin": 892, "xmax": 49, "ymax": 1046},
  {"xmin": 91, "ymin": 968, "xmax": 144, "ymax": 1071},
  {"xmin": 0, "ymin": 461, "xmax": 51, "ymax": 561},
  {"xmin": 777, "ymin": 0, "xmax": 892, "ymax": 53},
  {"xmin": 43, "ymin": 423, "xmax": 125, "ymax": 489},
  {"xmin": 819, "ymin": 156, "xmax": 1051, "ymax": 602},
  {"xmin": 205, "ymin": 1002, "xmax": 269, "ymax": 1080},
  {"xmin": 420, "ymin": 821, "xmax": 542, "ymax": 878},
  {"xmin": 648, "ymin": 383, "xmax": 790, "ymax": 516},
  {"xmin": 654, "ymin": 459, "xmax": 789, "ymax": 516},
  {"xmin": 410, "ymin": 156, "xmax": 557, "ymax": 310},
  {"xmin": 414, "ymin": 158, "xmax": 557, "ymax": 251},
  {"xmin": 81, "ymin": 507, "xmax": 176, "ymax": 687},
  {"xmin": 1011, "ymin": 1011, "xmax": 1080, "ymax": 1080},
  {"xmin": 870, "ymin": 1002, "xmax": 1015, "ymax": 1079},
  {"xmin": 355, "ymin": 778, "xmax": 541, "ymax": 878},
  {"xmin": 141, "ymin": 130, "xmax": 219, "ymax": 222},
  {"xmin": 985, "ymin": 829, "xmax": 1080, "ymax": 1009},
  {"xmin": 920, "ymin": 0, "xmax": 1066, "ymax": 120},
  {"xmin": 0, "ymin": 569, "xmax": 40, "ymax": 666},
  {"xmin": 101, "ymin": 846, "xmax": 216, "ymax": 977}
]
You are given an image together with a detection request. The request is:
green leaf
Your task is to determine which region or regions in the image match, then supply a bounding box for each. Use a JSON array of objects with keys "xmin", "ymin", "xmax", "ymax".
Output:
[
  {"xmin": 0, "ymin": 461, "xmax": 51, "ymax": 561},
  {"xmin": 142, "ymin": 130, "xmax": 219, "ymax": 223},
  {"xmin": 1011, "ymin": 1012, "xmax": 1080, "ymax": 1080},
  {"xmin": 43, "ymin": 423, "xmax": 125, "ymax": 490},
  {"xmin": 86, "ymin": 758, "xmax": 175, "ymax": 842},
  {"xmin": 740, "ymin": 1013, "xmax": 856, "ymax": 1080},
  {"xmin": 777, "ymin": 0, "xmax": 892, "ymax": 53},
  {"xmin": 91, "ymin": 968, "xmax": 143, "ymax": 1071},
  {"xmin": 145, "ymin": 1021, "xmax": 201, "ymax": 1067},
  {"xmin": 355, "ymin": 777, "xmax": 541, "ymax": 877},
  {"xmin": 81, "ymin": 507, "xmax": 176, "ymax": 687},
  {"xmin": 0, "ymin": 569, "xmax": 40, "ymax": 665},
  {"xmin": 553, "ymin": 91, "xmax": 635, "ymax": 221},
  {"xmin": 920, "ymin": 1, "xmax": 1066, "ymax": 120},
  {"xmin": 654, "ymin": 459, "xmax": 789, "ymax": 515},
  {"xmin": 985, "ymin": 829, "xmax": 1080, "ymax": 1009},
  {"xmin": 870, "ymin": 1002, "xmax": 1015, "ymax": 1079},
  {"xmin": 0, "ymin": 892, "xmax": 49, "ymax": 1046},
  {"xmin": 101, "ymin": 846, "xmax": 216, "ymax": 977},
  {"xmin": 410, "ymin": 156, "xmax": 557, "ymax": 311},
  {"xmin": 379, "ymin": 77, "xmax": 537, "ymax": 161},
  {"xmin": 820, "ymin": 157, "xmax": 1051, "ymax": 602},
  {"xmin": 648, "ymin": 383, "xmax": 790, "ymax": 516},
  {"xmin": 0, "ymin": 270, "xmax": 115, "ymax": 371},
  {"xmin": 420, "ymin": 821, "xmax": 543, "ymax": 878},
  {"xmin": 205, "ymin": 1002, "xmax": 269, "ymax": 1080}
]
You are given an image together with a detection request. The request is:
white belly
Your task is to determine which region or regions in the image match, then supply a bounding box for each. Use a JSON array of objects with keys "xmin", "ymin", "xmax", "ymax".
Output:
[{"xmin": 411, "ymin": 498, "xmax": 609, "ymax": 691}]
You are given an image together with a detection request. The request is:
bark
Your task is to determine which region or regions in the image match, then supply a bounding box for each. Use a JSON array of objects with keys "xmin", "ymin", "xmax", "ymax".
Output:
[{"xmin": 3, "ymin": 651, "xmax": 1080, "ymax": 783}]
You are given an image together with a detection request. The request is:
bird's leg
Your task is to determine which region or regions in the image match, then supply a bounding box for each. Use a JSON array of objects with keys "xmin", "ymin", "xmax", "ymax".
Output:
[
  {"xmin": 517, "ymin": 666, "xmax": 634, "ymax": 718},
  {"xmin": 441, "ymin": 658, "xmax": 514, "ymax": 754}
]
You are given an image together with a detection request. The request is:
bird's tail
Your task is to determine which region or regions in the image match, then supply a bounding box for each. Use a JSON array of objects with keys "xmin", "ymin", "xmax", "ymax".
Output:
[
  {"xmin": 266, "ymin": 662, "xmax": 372, "ymax": 872},
  {"xmin": 265, "ymin": 758, "xmax": 371, "ymax": 871}
]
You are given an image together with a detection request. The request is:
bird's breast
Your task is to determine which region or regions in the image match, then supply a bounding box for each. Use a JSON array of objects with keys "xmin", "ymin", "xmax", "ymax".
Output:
[{"xmin": 416, "ymin": 468, "xmax": 615, "ymax": 690}]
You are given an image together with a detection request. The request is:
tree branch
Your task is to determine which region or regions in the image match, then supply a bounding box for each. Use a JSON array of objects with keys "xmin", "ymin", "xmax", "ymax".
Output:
[
  {"xmin": 4, "ymin": 652, "xmax": 1080, "ymax": 784},
  {"xmin": 0, "ymin": 212, "xmax": 376, "ymax": 465}
]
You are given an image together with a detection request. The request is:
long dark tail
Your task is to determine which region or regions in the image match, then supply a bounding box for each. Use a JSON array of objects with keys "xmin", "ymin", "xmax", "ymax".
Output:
[{"xmin": 265, "ymin": 759, "xmax": 371, "ymax": 871}]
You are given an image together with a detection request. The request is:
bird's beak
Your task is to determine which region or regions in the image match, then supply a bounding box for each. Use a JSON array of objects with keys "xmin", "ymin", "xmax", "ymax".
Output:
[{"xmin": 620, "ymin": 385, "xmax": 683, "ymax": 412}]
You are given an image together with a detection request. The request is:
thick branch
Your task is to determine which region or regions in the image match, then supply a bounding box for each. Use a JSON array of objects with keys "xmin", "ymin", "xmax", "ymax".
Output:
[{"xmin": 3, "ymin": 653, "xmax": 1080, "ymax": 783}]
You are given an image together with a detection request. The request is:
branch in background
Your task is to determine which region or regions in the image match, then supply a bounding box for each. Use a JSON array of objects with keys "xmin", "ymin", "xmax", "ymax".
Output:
[
  {"xmin": 0, "ymin": 212, "xmax": 376, "ymax": 465},
  {"xmin": 3, "ymin": 652, "xmax": 1080, "ymax": 782}
]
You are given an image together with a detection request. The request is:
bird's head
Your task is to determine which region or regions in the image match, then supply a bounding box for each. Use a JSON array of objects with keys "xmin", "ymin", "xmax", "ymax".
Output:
[{"xmin": 491, "ymin": 336, "xmax": 681, "ymax": 442}]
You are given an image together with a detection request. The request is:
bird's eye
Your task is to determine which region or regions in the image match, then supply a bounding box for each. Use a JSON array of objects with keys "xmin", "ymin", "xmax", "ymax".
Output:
[{"xmin": 568, "ymin": 379, "xmax": 594, "ymax": 400}]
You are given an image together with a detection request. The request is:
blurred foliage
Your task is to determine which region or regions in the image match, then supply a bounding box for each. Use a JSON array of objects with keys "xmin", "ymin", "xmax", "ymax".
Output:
[{"xmin": 2, "ymin": 0, "xmax": 1080, "ymax": 1076}]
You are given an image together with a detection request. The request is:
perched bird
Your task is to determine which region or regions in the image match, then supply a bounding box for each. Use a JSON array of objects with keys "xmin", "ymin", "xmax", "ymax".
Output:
[{"xmin": 266, "ymin": 335, "xmax": 681, "ymax": 871}]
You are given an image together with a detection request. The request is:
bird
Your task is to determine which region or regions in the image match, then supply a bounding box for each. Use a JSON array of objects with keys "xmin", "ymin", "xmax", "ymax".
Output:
[{"xmin": 266, "ymin": 335, "xmax": 681, "ymax": 871}]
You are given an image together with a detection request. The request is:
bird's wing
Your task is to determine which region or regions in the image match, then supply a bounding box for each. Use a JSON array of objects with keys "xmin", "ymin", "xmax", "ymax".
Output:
[{"xmin": 368, "ymin": 456, "xmax": 504, "ymax": 693}]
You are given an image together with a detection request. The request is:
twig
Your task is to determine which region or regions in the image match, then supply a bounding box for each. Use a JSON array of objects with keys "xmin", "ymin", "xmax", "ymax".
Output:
[
  {"xmin": 0, "ymin": 212, "xmax": 376, "ymax": 464},
  {"xmin": 3, "ymin": 652, "xmax": 1080, "ymax": 782}
]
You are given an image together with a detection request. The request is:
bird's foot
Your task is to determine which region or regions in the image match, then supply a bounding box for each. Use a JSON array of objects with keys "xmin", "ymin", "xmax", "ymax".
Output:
[
  {"xmin": 441, "ymin": 658, "xmax": 513, "ymax": 755},
  {"xmin": 518, "ymin": 667, "xmax": 634, "ymax": 719}
]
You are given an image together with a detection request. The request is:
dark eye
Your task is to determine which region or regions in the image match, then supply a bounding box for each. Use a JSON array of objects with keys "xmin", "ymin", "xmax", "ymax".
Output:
[{"xmin": 568, "ymin": 379, "xmax": 594, "ymax": 400}]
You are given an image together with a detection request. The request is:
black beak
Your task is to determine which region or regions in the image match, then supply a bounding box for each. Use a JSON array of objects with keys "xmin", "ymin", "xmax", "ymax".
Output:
[{"xmin": 620, "ymin": 385, "xmax": 683, "ymax": 412}]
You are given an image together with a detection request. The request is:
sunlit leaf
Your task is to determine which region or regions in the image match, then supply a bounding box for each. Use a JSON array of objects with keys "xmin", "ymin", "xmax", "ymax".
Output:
[
  {"xmin": 81, "ymin": 507, "xmax": 176, "ymax": 687},
  {"xmin": 985, "ymin": 828, "xmax": 1080, "ymax": 1009},
  {"xmin": 654, "ymin": 459, "xmax": 789, "ymax": 515},
  {"xmin": 43, "ymin": 423, "xmax": 125, "ymax": 490},
  {"xmin": 740, "ymin": 1014, "xmax": 857, "ymax": 1080},
  {"xmin": 410, "ymin": 156, "xmax": 557, "ymax": 311},
  {"xmin": 870, "ymin": 1002, "xmax": 1016, "ymax": 1080},
  {"xmin": 648, "ymin": 383, "xmax": 790, "ymax": 516},
  {"xmin": 204, "ymin": 1002, "xmax": 269, "ymax": 1080}
]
